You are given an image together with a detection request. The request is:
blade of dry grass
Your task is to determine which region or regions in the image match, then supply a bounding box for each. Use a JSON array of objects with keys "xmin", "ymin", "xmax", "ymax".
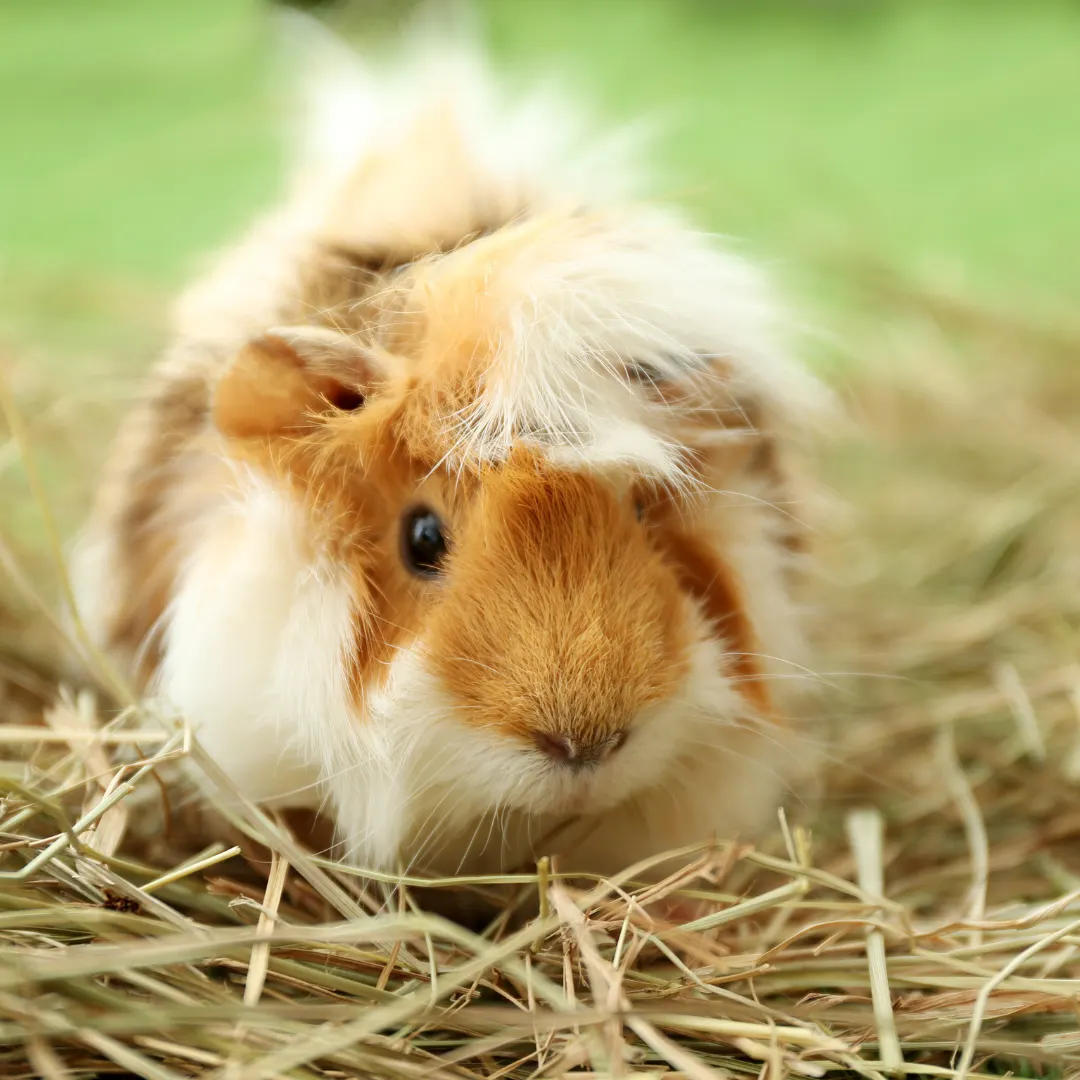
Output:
[{"xmin": 846, "ymin": 809, "xmax": 904, "ymax": 1074}]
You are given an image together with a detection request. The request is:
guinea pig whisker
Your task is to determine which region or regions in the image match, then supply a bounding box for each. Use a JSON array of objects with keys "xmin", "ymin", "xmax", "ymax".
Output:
[
  {"xmin": 698, "ymin": 484, "xmax": 813, "ymax": 531},
  {"xmin": 732, "ymin": 668, "xmax": 913, "ymax": 700},
  {"xmin": 683, "ymin": 702, "xmax": 800, "ymax": 741},
  {"xmin": 726, "ymin": 672, "xmax": 830, "ymax": 685},
  {"xmin": 403, "ymin": 760, "xmax": 464, "ymax": 828},
  {"xmin": 495, "ymin": 805, "xmax": 513, "ymax": 864},
  {"xmin": 725, "ymin": 650, "xmax": 845, "ymax": 693},
  {"xmin": 446, "ymin": 655, "xmax": 507, "ymax": 678},
  {"xmin": 523, "ymin": 807, "xmax": 537, "ymax": 858},
  {"xmin": 369, "ymin": 612, "xmax": 415, "ymax": 638},
  {"xmin": 453, "ymin": 804, "xmax": 502, "ymax": 875},
  {"xmin": 474, "ymin": 807, "xmax": 503, "ymax": 867},
  {"xmin": 644, "ymin": 774, "xmax": 681, "ymax": 817},
  {"xmin": 410, "ymin": 795, "xmax": 474, "ymax": 876},
  {"xmin": 403, "ymin": 763, "xmax": 479, "ymax": 868},
  {"xmin": 706, "ymin": 743, "xmax": 806, "ymax": 801},
  {"xmin": 412, "ymin": 780, "xmax": 469, "ymax": 844},
  {"xmin": 672, "ymin": 715, "xmax": 881, "ymax": 787},
  {"xmin": 670, "ymin": 711, "xmax": 799, "ymax": 764},
  {"xmin": 403, "ymin": 726, "xmax": 481, "ymax": 787}
]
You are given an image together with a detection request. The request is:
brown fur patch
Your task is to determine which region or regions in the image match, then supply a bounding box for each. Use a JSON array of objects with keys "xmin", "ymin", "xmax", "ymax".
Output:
[
  {"xmin": 424, "ymin": 448, "xmax": 689, "ymax": 747},
  {"xmin": 646, "ymin": 493, "xmax": 772, "ymax": 717},
  {"xmin": 102, "ymin": 371, "xmax": 213, "ymax": 682}
]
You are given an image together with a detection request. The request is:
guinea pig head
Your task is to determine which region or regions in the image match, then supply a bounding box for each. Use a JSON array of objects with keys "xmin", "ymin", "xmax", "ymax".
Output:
[{"xmin": 196, "ymin": 212, "xmax": 813, "ymax": 872}]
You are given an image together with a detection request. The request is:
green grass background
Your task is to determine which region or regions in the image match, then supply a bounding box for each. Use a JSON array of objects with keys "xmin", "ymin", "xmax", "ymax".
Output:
[
  {"xmin": 1, "ymin": 0, "xmax": 1078, "ymax": 561},
  {"xmin": 4, "ymin": 1, "xmax": 1079, "ymax": 323}
]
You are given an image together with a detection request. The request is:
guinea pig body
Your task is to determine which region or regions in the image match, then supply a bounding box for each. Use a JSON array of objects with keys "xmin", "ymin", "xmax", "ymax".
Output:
[{"xmin": 71, "ymin": 17, "xmax": 826, "ymax": 880}]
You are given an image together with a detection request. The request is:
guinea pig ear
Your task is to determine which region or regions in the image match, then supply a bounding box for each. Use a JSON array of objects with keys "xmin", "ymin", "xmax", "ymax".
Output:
[{"xmin": 212, "ymin": 325, "xmax": 379, "ymax": 439}]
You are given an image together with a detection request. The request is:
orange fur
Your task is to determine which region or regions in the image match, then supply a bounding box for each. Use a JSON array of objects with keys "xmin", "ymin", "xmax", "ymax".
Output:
[{"xmin": 426, "ymin": 448, "xmax": 689, "ymax": 745}]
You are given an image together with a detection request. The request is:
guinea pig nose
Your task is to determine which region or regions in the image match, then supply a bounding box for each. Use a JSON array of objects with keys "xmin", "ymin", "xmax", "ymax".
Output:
[
  {"xmin": 533, "ymin": 731, "xmax": 575, "ymax": 763},
  {"xmin": 533, "ymin": 730, "xmax": 628, "ymax": 768}
]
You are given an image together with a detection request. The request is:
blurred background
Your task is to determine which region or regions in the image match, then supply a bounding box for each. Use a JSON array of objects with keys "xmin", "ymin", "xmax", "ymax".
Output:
[
  {"xmin": 6, "ymin": 9, "xmax": 1080, "ymax": 1068},
  {"xmin": 2, "ymin": 0, "xmax": 1080, "ymax": 719}
]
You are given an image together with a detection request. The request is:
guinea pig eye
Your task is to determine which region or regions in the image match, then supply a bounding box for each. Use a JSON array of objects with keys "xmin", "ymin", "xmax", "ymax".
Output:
[
  {"xmin": 401, "ymin": 506, "xmax": 448, "ymax": 577},
  {"xmin": 329, "ymin": 386, "xmax": 365, "ymax": 411}
]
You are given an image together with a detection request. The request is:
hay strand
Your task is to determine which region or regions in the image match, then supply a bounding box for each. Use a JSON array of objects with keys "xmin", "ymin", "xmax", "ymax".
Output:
[{"xmin": 846, "ymin": 809, "xmax": 904, "ymax": 1074}]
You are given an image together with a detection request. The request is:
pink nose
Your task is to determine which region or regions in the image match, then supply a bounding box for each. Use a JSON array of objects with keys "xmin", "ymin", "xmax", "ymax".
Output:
[{"xmin": 532, "ymin": 729, "xmax": 628, "ymax": 769}]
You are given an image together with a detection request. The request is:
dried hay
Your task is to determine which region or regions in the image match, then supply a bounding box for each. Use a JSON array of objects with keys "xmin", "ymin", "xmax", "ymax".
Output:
[{"xmin": 1, "ymin": 272, "xmax": 1079, "ymax": 1078}]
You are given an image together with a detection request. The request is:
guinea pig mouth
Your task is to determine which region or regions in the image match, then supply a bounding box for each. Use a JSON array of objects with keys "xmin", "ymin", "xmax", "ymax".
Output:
[
  {"xmin": 560, "ymin": 784, "xmax": 594, "ymax": 815},
  {"xmin": 542, "ymin": 765, "xmax": 620, "ymax": 817}
]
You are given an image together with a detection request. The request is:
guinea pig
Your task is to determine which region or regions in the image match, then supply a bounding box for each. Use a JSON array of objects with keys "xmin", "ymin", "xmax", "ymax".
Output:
[{"xmin": 70, "ymin": 13, "xmax": 828, "ymax": 883}]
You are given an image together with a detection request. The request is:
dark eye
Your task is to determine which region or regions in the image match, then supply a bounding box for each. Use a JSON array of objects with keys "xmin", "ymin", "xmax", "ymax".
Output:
[
  {"xmin": 330, "ymin": 386, "xmax": 365, "ymax": 411},
  {"xmin": 401, "ymin": 506, "xmax": 448, "ymax": 577},
  {"xmin": 635, "ymin": 499, "xmax": 646, "ymax": 522}
]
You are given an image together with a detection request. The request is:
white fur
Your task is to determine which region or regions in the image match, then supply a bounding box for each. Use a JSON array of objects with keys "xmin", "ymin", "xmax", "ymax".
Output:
[
  {"xmin": 277, "ymin": 5, "xmax": 649, "ymax": 216},
  {"xmin": 156, "ymin": 475, "xmax": 349, "ymax": 810},
  {"xmin": 434, "ymin": 208, "xmax": 827, "ymax": 485}
]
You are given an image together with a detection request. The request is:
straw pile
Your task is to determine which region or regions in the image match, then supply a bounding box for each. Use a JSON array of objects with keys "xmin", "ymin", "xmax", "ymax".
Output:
[{"xmin": 2, "ymin": 270, "xmax": 1078, "ymax": 1078}]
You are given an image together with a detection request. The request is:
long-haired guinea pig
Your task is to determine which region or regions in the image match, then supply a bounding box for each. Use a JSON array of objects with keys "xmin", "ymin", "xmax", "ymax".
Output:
[{"xmin": 70, "ymin": 12, "xmax": 829, "ymax": 882}]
